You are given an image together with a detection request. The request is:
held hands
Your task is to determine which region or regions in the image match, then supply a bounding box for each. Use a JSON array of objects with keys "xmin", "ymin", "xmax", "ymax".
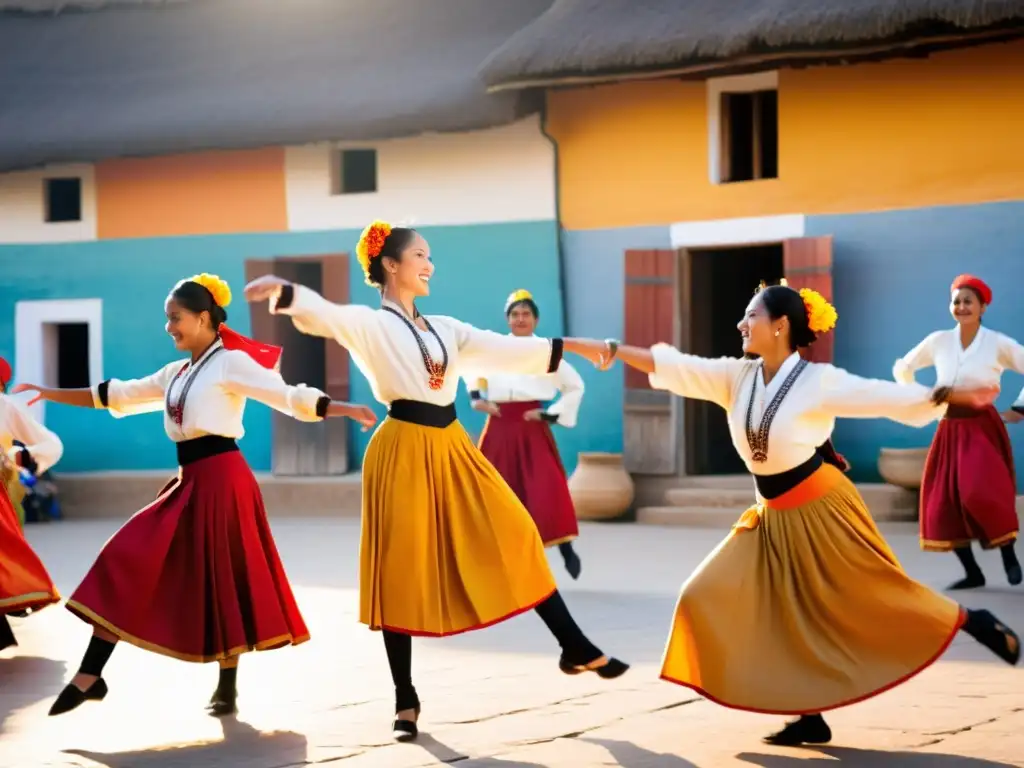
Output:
[
  {"xmin": 243, "ymin": 275, "xmax": 290, "ymax": 303},
  {"xmin": 10, "ymin": 383, "xmax": 49, "ymax": 407},
  {"xmin": 565, "ymin": 339, "xmax": 617, "ymax": 370},
  {"xmin": 933, "ymin": 385, "xmax": 999, "ymax": 410}
]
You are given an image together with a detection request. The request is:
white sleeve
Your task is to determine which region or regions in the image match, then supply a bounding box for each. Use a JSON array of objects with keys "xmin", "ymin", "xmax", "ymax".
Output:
[
  {"xmin": 445, "ymin": 317, "xmax": 559, "ymax": 376},
  {"xmin": 270, "ymin": 284, "xmax": 377, "ymax": 358},
  {"xmin": 546, "ymin": 360, "xmax": 585, "ymax": 429},
  {"xmin": 819, "ymin": 364, "xmax": 946, "ymax": 428},
  {"xmin": 647, "ymin": 343, "xmax": 749, "ymax": 410},
  {"xmin": 893, "ymin": 332, "xmax": 939, "ymax": 384},
  {"xmin": 220, "ymin": 351, "xmax": 327, "ymax": 422},
  {"xmin": 996, "ymin": 333, "xmax": 1024, "ymax": 375},
  {"xmin": 1, "ymin": 397, "xmax": 64, "ymax": 474},
  {"xmin": 92, "ymin": 361, "xmax": 181, "ymax": 418}
]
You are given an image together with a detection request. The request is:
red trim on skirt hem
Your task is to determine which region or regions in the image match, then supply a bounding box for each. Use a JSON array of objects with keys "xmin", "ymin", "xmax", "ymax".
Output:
[
  {"xmin": 369, "ymin": 587, "xmax": 557, "ymax": 638},
  {"xmin": 658, "ymin": 606, "xmax": 967, "ymax": 716}
]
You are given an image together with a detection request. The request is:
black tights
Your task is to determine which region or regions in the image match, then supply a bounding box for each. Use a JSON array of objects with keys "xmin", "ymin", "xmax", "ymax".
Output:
[
  {"xmin": 0, "ymin": 615, "xmax": 15, "ymax": 651},
  {"xmin": 382, "ymin": 590, "xmax": 601, "ymax": 711},
  {"xmin": 954, "ymin": 542, "xmax": 1020, "ymax": 577}
]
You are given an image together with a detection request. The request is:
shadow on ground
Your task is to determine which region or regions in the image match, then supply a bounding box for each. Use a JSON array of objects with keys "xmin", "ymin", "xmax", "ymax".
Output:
[
  {"xmin": 65, "ymin": 718, "xmax": 308, "ymax": 768},
  {"xmin": 0, "ymin": 652, "xmax": 67, "ymax": 735},
  {"xmin": 738, "ymin": 747, "xmax": 1019, "ymax": 767}
]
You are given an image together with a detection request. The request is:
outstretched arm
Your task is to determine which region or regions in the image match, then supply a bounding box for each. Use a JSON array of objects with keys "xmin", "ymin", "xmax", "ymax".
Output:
[
  {"xmin": 448, "ymin": 318, "xmax": 562, "ymax": 376},
  {"xmin": 15, "ymin": 363, "xmax": 178, "ymax": 418}
]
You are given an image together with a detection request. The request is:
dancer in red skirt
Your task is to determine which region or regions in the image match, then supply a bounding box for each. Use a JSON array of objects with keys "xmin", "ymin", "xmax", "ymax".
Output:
[
  {"xmin": 894, "ymin": 274, "xmax": 1024, "ymax": 589},
  {"xmin": 467, "ymin": 289, "xmax": 585, "ymax": 579},
  {"xmin": 15, "ymin": 273, "xmax": 376, "ymax": 717},
  {"xmin": 0, "ymin": 357, "xmax": 63, "ymax": 652}
]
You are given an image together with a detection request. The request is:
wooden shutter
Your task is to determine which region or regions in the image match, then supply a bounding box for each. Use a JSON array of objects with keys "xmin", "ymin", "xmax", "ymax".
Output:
[
  {"xmin": 623, "ymin": 249, "xmax": 676, "ymax": 389},
  {"xmin": 320, "ymin": 253, "xmax": 351, "ymax": 401},
  {"xmin": 783, "ymin": 236, "xmax": 834, "ymax": 363},
  {"xmin": 623, "ymin": 248, "xmax": 677, "ymax": 476}
]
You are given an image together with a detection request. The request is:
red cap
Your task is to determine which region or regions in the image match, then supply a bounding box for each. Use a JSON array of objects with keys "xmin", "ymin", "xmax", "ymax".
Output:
[
  {"xmin": 0, "ymin": 358, "xmax": 10, "ymax": 388},
  {"xmin": 951, "ymin": 274, "xmax": 992, "ymax": 305}
]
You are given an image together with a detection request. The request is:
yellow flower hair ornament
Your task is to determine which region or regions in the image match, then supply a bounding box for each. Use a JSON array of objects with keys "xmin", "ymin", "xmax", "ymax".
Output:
[
  {"xmin": 799, "ymin": 287, "xmax": 838, "ymax": 334},
  {"xmin": 504, "ymin": 288, "xmax": 535, "ymax": 313},
  {"xmin": 356, "ymin": 219, "xmax": 393, "ymax": 286},
  {"xmin": 188, "ymin": 273, "xmax": 232, "ymax": 308}
]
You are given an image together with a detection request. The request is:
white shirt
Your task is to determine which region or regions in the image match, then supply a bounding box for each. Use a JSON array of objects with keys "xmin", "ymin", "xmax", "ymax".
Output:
[
  {"xmin": 649, "ymin": 344, "xmax": 947, "ymax": 476},
  {"xmin": 270, "ymin": 286, "xmax": 558, "ymax": 407},
  {"xmin": 89, "ymin": 341, "xmax": 327, "ymax": 442},
  {"xmin": 894, "ymin": 326, "xmax": 1024, "ymax": 389},
  {"xmin": 463, "ymin": 351, "xmax": 585, "ymax": 429},
  {"xmin": 0, "ymin": 393, "xmax": 63, "ymax": 474}
]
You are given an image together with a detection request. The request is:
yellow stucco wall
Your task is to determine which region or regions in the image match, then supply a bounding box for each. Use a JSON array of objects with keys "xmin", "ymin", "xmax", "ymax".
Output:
[{"xmin": 547, "ymin": 40, "xmax": 1024, "ymax": 229}]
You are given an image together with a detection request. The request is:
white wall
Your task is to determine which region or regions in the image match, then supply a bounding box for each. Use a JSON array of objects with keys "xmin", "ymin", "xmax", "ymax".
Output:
[
  {"xmin": 0, "ymin": 164, "xmax": 97, "ymax": 243},
  {"xmin": 284, "ymin": 116, "xmax": 557, "ymax": 230}
]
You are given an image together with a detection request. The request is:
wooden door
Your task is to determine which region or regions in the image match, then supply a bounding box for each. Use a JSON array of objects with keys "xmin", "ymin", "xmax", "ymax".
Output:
[
  {"xmin": 783, "ymin": 236, "xmax": 834, "ymax": 363},
  {"xmin": 245, "ymin": 255, "xmax": 351, "ymax": 476},
  {"xmin": 623, "ymin": 249, "xmax": 677, "ymax": 475}
]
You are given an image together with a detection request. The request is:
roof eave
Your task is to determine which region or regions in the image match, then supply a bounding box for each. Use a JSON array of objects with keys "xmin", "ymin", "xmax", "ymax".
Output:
[{"xmin": 485, "ymin": 26, "xmax": 1024, "ymax": 93}]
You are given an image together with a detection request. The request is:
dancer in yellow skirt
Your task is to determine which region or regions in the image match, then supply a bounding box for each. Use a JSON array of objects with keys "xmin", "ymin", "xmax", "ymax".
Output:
[
  {"xmin": 244, "ymin": 220, "xmax": 627, "ymax": 743},
  {"xmin": 562, "ymin": 281, "xmax": 1020, "ymax": 747}
]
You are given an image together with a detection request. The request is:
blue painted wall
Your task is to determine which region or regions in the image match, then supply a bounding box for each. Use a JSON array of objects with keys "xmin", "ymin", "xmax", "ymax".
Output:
[
  {"xmin": 807, "ymin": 201, "xmax": 1024, "ymax": 484},
  {"xmin": 0, "ymin": 220, "xmax": 563, "ymax": 472}
]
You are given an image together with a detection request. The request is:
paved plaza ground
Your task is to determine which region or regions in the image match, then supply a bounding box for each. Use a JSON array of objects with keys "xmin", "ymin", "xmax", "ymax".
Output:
[{"xmin": 1, "ymin": 518, "xmax": 1022, "ymax": 767}]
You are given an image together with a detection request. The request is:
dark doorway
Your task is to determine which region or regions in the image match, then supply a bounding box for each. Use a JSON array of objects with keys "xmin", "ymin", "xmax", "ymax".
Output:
[{"xmin": 684, "ymin": 244, "xmax": 784, "ymax": 475}]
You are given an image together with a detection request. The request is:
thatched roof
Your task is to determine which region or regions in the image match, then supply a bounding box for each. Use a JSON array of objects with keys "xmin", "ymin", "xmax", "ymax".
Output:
[
  {"xmin": 0, "ymin": 0, "xmax": 552, "ymax": 172},
  {"xmin": 481, "ymin": 0, "xmax": 1024, "ymax": 91}
]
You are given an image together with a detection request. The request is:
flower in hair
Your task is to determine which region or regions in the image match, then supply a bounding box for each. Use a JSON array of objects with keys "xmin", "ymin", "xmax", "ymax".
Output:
[
  {"xmin": 799, "ymin": 288, "xmax": 838, "ymax": 334},
  {"xmin": 356, "ymin": 219, "xmax": 393, "ymax": 284},
  {"xmin": 188, "ymin": 273, "xmax": 232, "ymax": 308}
]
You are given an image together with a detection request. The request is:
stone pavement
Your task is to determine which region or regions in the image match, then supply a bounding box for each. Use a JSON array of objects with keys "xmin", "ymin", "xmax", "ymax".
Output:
[{"xmin": 2, "ymin": 518, "xmax": 1022, "ymax": 768}]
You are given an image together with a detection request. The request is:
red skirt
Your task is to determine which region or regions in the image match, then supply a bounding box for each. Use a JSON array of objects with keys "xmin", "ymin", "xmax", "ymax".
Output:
[
  {"xmin": 920, "ymin": 404, "xmax": 1019, "ymax": 551},
  {"xmin": 0, "ymin": 484, "xmax": 60, "ymax": 614},
  {"xmin": 66, "ymin": 442, "xmax": 309, "ymax": 662},
  {"xmin": 478, "ymin": 401, "xmax": 578, "ymax": 546}
]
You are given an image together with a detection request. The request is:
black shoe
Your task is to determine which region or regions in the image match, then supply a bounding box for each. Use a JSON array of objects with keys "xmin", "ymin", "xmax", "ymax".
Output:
[
  {"xmin": 1006, "ymin": 563, "xmax": 1022, "ymax": 587},
  {"xmin": 0, "ymin": 616, "xmax": 16, "ymax": 652},
  {"xmin": 967, "ymin": 609, "xmax": 1021, "ymax": 666},
  {"xmin": 392, "ymin": 705, "xmax": 420, "ymax": 742},
  {"xmin": 206, "ymin": 689, "xmax": 237, "ymax": 717},
  {"xmin": 562, "ymin": 549, "xmax": 582, "ymax": 581},
  {"xmin": 763, "ymin": 715, "xmax": 832, "ymax": 746},
  {"xmin": 948, "ymin": 572, "xmax": 986, "ymax": 590},
  {"xmin": 48, "ymin": 678, "xmax": 108, "ymax": 716},
  {"xmin": 559, "ymin": 653, "xmax": 629, "ymax": 679}
]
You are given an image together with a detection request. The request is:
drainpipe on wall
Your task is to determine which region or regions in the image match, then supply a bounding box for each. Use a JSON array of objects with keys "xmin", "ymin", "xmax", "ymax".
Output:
[{"xmin": 538, "ymin": 96, "xmax": 570, "ymax": 336}]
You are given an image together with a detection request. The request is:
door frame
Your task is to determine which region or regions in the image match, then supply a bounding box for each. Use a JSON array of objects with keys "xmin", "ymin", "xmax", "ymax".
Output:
[{"xmin": 668, "ymin": 213, "xmax": 808, "ymax": 477}]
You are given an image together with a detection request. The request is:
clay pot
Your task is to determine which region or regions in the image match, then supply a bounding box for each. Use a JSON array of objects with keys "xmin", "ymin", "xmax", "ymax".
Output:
[
  {"xmin": 568, "ymin": 452, "xmax": 635, "ymax": 520},
  {"xmin": 877, "ymin": 447, "xmax": 929, "ymax": 490}
]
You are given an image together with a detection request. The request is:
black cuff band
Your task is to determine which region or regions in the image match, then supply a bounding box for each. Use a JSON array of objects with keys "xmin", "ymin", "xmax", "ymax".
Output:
[
  {"xmin": 276, "ymin": 284, "xmax": 295, "ymax": 310},
  {"xmin": 547, "ymin": 338, "xmax": 564, "ymax": 373},
  {"xmin": 469, "ymin": 390, "xmax": 482, "ymax": 401},
  {"xmin": 540, "ymin": 412, "xmax": 559, "ymax": 424},
  {"xmin": 315, "ymin": 395, "xmax": 330, "ymax": 419},
  {"xmin": 97, "ymin": 380, "xmax": 111, "ymax": 408},
  {"xmin": 1013, "ymin": 405, "xmax": 1024, "ymax": 415}
]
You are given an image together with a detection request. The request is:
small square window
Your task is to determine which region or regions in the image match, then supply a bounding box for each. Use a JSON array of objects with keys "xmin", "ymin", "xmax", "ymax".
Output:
[
  {"xmin": 331, "ymin": 149, "xmax": 377, "ymax": 195},
  {"xmin": 45, "ymin": 177, "xmax": 83, "ymax": 222},
  {"xmin": 719, "ymin": 90, "xmax": 778, "ymax": 183}
]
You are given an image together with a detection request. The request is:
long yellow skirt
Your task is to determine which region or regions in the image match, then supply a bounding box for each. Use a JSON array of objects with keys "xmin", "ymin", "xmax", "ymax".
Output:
[
  {"xmin": 661, "ymin": 463, "xmax": 965, "ymax": 714},
  {"xmin": 359, "ymin": 415, "xmax": 557, "ymax": 636}
]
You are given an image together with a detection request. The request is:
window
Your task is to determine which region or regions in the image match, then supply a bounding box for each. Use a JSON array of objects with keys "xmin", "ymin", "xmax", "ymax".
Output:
[
  {"xmin": 44, "ymin": 177, "xmax": 83, "ymax": 222},
  {"xmin": 43, "ymin": 322, "xmax": 90, "ymax": 388},
  {"xmin": 719, "ymin": 90, "xmax": 778, "ymax": 183},
  {"xmin": 331, "ymin": 149, "xmax": 377, "ymax": 195}
]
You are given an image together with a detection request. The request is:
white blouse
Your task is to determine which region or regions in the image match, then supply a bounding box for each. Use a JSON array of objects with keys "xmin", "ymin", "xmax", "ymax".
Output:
[
  {"xmin": 0, "ymin": 394, "xmax": 63, "ymax": 474},
  {"xmin": 269, "ymin": 286, "xmax": 559, "ymax": 407},
  {"xmin": 649, "ymin": 344, "xmax": 947, "ymax": 476},
  {"xmin": 90, "ymin": 341, "xmax": 327, "ymax": 442},
  {"xmin": 464, "ymin": 353, "xmax": 585, "ymax": 429},
  {"xmin": 894, "ymin": 326, "xmax": 1024, "ymax": 389}
]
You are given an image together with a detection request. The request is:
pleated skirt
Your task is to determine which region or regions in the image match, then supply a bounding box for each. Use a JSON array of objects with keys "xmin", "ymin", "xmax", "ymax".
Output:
[
  {"xmin": 660, "ymin": 463, "xmax": 964, "ymax": 714},
  {"xmin": 360, "ymin": 410, "xmax": 557, "ymax": 636},
  {"xmin": 0, "ymin": 483, "xmax": 60, "ymax": 614}
]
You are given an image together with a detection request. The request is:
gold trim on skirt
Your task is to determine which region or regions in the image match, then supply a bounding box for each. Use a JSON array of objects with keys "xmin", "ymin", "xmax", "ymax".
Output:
[
  {"xmin": 660, "ymin": 464, "xmax": 964, "ymax": 714},
  {"xmin": 359, "ymin": 416, "xmax": 557, "ymax": 637}
]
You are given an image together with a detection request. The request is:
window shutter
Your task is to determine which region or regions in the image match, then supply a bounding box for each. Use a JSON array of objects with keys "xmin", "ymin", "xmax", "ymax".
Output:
[
  {"xmin": 783, "ymin": 236, "xmax": 834, "ymax": 364},
  {"xmin": 623, "ymin": 249, "xmax": 676, "ymax": 389}
]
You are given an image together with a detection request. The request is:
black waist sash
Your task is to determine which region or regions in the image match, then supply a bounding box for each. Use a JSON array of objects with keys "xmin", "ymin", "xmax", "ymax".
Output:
[
  {"xmin": 176, "ymin": 435, "xmax": 239, "ymax": 466},
  {"xmin": 753, "ymin": 453, "xmax": 823, "ymax": 500},
  {"xmin": 388, "ymin": 399, "xmax": 458, "ymax": 428}
]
